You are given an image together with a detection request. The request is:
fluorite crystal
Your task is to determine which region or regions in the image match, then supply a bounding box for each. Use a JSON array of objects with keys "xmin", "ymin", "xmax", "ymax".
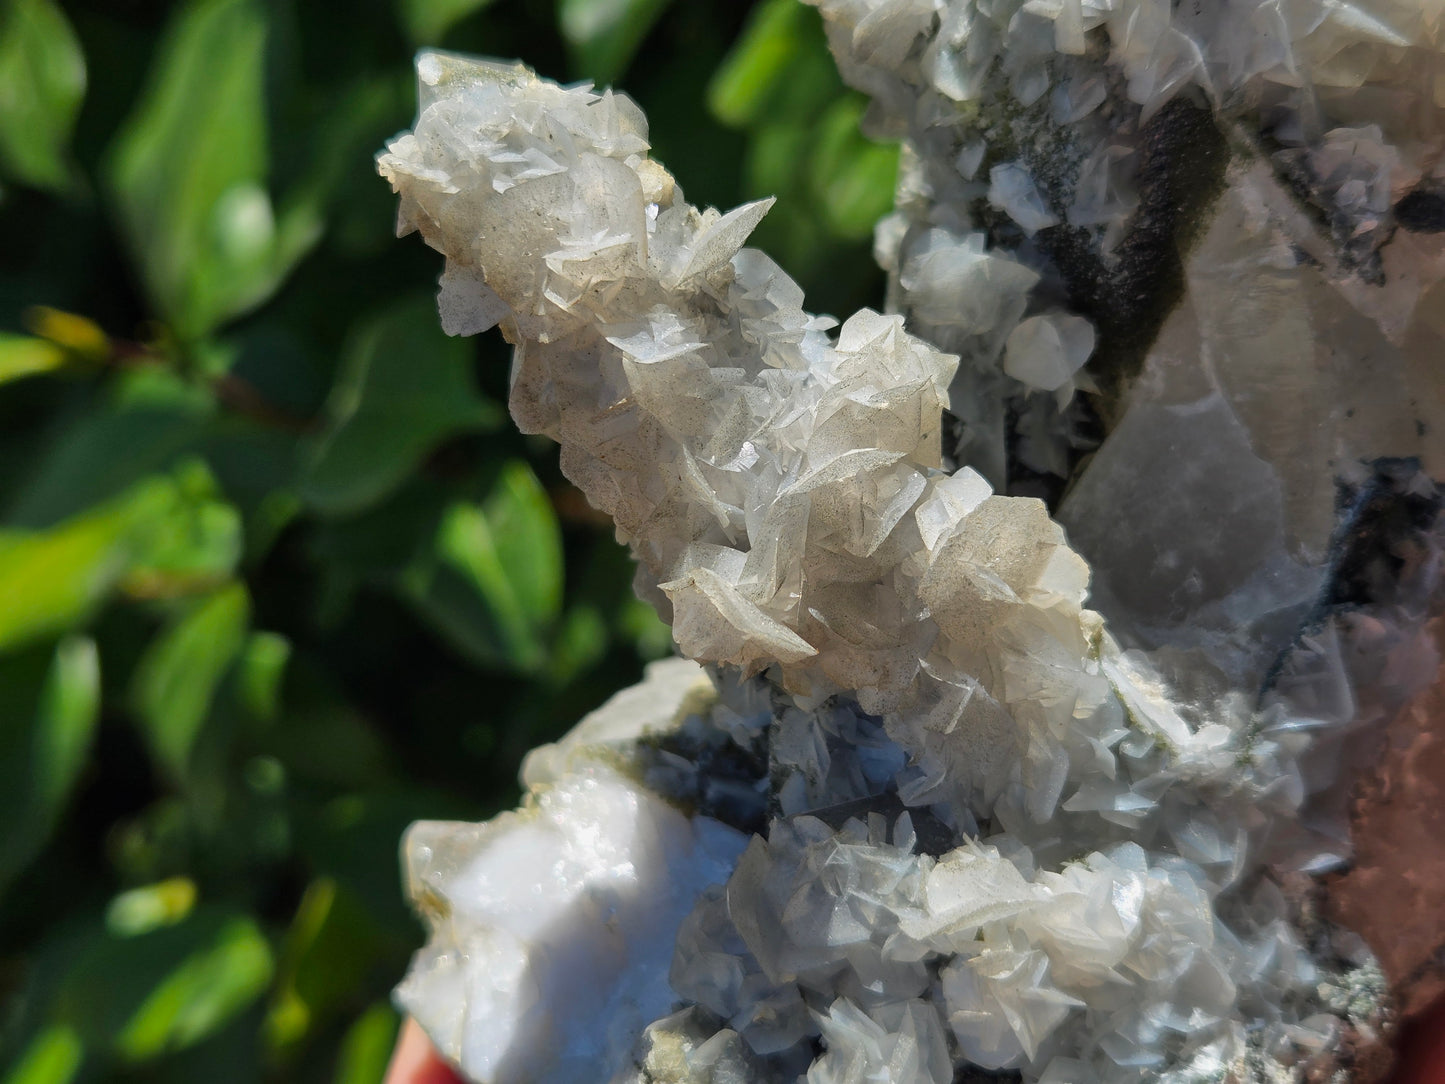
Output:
[{"xmin": 376, "ymin": 1, "xmax": 1445, "ymax": 1077}]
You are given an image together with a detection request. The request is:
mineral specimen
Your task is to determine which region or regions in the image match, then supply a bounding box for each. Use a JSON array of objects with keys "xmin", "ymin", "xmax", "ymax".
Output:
[
  {"xmin": 806, "ymin": 0, "xmax": 1445, "ymax": 685},
  {"xmin": 376, "ymin": 0, "xmax": 1445, "ymax": 1076}
]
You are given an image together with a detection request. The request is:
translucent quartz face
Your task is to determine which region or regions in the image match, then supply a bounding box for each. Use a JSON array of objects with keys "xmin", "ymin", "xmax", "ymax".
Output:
[{"xmin": 378, "ymin": 4, "xmax": 1445, "ymax": 1076}]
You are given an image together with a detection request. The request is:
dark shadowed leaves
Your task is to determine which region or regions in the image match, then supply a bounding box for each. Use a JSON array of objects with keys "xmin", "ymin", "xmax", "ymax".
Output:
[
  {"xmin": 302, "ymin": 297, "xmax": 502, "ymax": 517},
  {"xmin": 402, "ymin": 460, "xmax": 563, "ymax": 672},
  {"xmin": 55, "ymin": 910, "xmax": 274, "ymax": 1062},
  {"xmin": 558, "ymin": 0, "xmax": 675, "ymax": 84},
  {"xmin": 0, "ymin": 636, "xmax": 99, "ymax": 891},
  {"xmin": 397, "ymin": 0, "xmax": 497, "ymax": 44}
]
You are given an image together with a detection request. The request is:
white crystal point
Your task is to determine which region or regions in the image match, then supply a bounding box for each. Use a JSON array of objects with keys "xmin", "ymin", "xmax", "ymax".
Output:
[
  {"xmin": 988, "ymin": 163, "xmax": 1059, "ymax": 236},
  {"xmin": 397, "ymin": 766, "xmax": 746, "ymax": 1084},
  {"xmin": 808, "ymin": 998, "xmax": 953, "ymax": 1084},
  {"xmin": 1003, "ymin": 313, "xmax": 1095, "ymax": 396},
  {"xmin": 520, "ymin": 656, "xmax": 713, "ymax": 788}
]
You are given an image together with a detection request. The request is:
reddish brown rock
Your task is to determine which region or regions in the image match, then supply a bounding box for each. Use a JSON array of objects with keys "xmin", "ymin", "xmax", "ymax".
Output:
[{"xmin": 1327, "ymin": 618, "xmax": 1445, "ymax": 1023}]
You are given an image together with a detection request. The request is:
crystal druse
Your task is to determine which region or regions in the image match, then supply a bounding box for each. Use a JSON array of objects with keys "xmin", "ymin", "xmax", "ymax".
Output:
[{"xmin": 375, "ymin": 0, "xmax": 1445, "ymax": 1077}]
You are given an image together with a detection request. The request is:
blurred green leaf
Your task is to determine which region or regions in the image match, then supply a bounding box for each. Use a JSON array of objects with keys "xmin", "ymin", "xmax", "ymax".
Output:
[
  {"xmin": 123, "ymin": 459, "xmax": 243, "ymax": 597},
  {"xmin": 308, "ymin": 483, "xmax": 447, "ymax": 583},
  {"xmin": 706, "ymin": 0, "xmax": 804, "ymax": 127},
  {"xmin": 265, "ymin": 879, "xmax": 383, "ymax": 1057},
  {"xmin": 0, "ymin": 334, "xmax": 68, "ymax": 386},
  {"xmin": 112, "ymin": 361, "xmax": 221, "ymax": 410},
  {"xmin": 5, "ymin": 407, "xmax": 209, "ymax": 529},
  {"xmin": 107, "ymin": 795, "xmax": 193, "ymax": 888},
  {"xmin": 105, "ymin": 877, "xmax": 199, "ymax": 938},
  {"xmin": 558, "ymin": 0, "xmax": 674, "ymax": 83},
  {"xmin": 105, "ymin": 0, "xmax": 320, "ymax": 339},
  {"xmin": 235, "ymin": 631, "xmax": 289, "ymax": 722},
  {"xmin": 33, "ymin": 635, "xmax": 100, "ymax": 808},
  {"xmin": 744, "ymin": 119, "xmax": 809, "ymax": 202},
  {"xmin": 23, "ymin": 307, "xmax": 110, "ymax": 362},
  {"xmin": 548, "ymin": 604, "xmax": 607, "ymax": 683},
  {"xmin": 403, "ymin": 460, "xmax": 562, "ymax": 671},
  {"xmin": 397, "ymin": 0, "xmax": 496, "ymax": 43},
  {"xmin": 0, "ymin": 0, "xmax": 85, "ymax": 191},
  {"xmin": 483, "ymin": 461, "xmax": 564, "ymax": 623},
  {"xmin": 0, "ymin": 480, "xmax": 173, "ymax": 652},
  {"xmin": 332, "ymin": 1003, "xmax": 398, "ymax": 1084},
  {"xmin": 114, "ymin": 916, "xmax": 274, "ymax": 1061},
  {"xmin": 0, "ymin": 636, "xmax": 100, "ymax": 889},
  {"xmin": 129, "ymin": 582, "xmax": 250, "ymax": 782},
  {"xmin": 258, "ymin": 703, "xmax": 386, "ymax": 790},
  {"xmin": 303, "ymin": 298, "xmax": 501, "ymax": 517},
  {"xmin": 2, "ymin": 1024, "xmax": 83, "ymax": 1084},
  {"xmin": 810, "ymin": 97, "xmax": 899, "ymax": 240},
  {"xmin": 619, "ymin": 593, "xmax": 673, "ymax": 659}
]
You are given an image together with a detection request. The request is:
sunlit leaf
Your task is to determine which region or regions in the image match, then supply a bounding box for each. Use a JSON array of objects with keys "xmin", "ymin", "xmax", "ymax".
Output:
[
  {"xmin": 106, "ymin": 877, "xmax": 199, "ymax": 938},
  {"xmin": 0, "ymin": 0, "xmax": 85, "ymax": 191},
  {"xmin": 302, "ymin": 297, "xmax": 501, "ymax": 516},
  {"xmin": 706, "ymin": 0, "xmax": 805, "ymax": 127},
  {"xmin": 0, "ymin": 481, "xmax": 173, "ymax": 652},
  {"xmin": 0, "ymin": 334, "xmax": 67, "ymax": 387},
  {"xmin": 114, "ymin": 916, "xmax": 274, "ymax": 1061},
  {"xmin": 105, "ymin": 0, "xmax": 320, "ymax": 339},
  {"xmin": 129, "ymin": 582, "xmax": 250, "ymax": 782},
  {"xmin": 33, "ymin": 635, "xmax": 100, "ymax": 807},
  {"xmin": 810, "ymin": 96, "xmax": 899, "ymax": 240},
  {"xmin": 558, "ymin": 0, "xmax": 674, "ymax": 83},
  {"xmin": 483, "ymin": 461, "xmax": 564, "ymax": 623},
  {"xmin": 22, "ymin": 307, "xmax": 109, "ymax": 361},
  {"xmin": 332, "ymin": 1003, "xmax": 399, "ymax": 1084},
  {"xmin": 7, "ymin": 441, "xmax": 243, "ymax": 602},
  {"xmin": 403, "ymin": 460, "xmax": 563, "ymax": 671},
  {"xmin": 397, "ymin": 0, "xmax": 496, "ymax": 43},
  {"xmin": 0, "ymin": 636, "xmax": 100, "ymax": 889},
  {"xmin": 122, "ymin": 459, "xmax": 243, "ymax": 598},
  {"xmin": 1, "ymin": 1024, "xmax": 83, "ymax": 1084}
]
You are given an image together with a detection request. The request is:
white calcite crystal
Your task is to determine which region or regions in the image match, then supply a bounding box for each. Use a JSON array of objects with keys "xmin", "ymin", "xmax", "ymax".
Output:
[
  {"xmin": 378, "ymin": 22, "xmax": 1445, "ymax": 1083},
  {"xmin": 397, "ymin": 660, "xmax": 749, "ymax": 1084}
]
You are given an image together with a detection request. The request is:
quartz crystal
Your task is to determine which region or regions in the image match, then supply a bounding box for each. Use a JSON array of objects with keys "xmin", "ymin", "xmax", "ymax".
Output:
[{"xmin": 377, "ymin": 5, "xmax": 1445, "ymax": 1077}]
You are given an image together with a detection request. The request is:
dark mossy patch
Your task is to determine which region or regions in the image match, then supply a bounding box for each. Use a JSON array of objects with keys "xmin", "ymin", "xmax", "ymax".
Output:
[
  {"xmin": 1035, "ymin": 96, "xmax": 1229, "ymax": 424},
  {"xmin": 1395, "ymin": 187, "xmax": 1445, "ymax": 234},
  {"xmin": 1325, "ymin": 458, "xmax": 1442, "ymax": 610}
]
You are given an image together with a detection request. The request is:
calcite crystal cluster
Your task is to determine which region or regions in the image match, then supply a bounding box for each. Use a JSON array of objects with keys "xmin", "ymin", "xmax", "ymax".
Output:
[
  {"xmin": 808, "ymin": 0, "xmax": 1445, "ymax": 688},
  {"xmin": 376, "ymin": 0, "xmax": 1445, "ymax": 1077}
]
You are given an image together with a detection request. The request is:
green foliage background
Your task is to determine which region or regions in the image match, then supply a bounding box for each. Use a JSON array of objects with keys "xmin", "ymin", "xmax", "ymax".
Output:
[{"xmin": 0, "ymin": 0, "xmax": 895, "ymax": 1080}]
